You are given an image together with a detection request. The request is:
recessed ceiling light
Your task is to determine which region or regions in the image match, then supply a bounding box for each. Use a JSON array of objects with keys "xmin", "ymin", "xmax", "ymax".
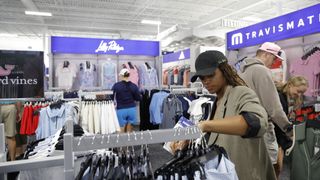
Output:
[
  {"xmin": 141, "ymin": 20, "xmax": 161, "ymax": 25},
  {"xmin": 25, "ymin": 11, "xmax": 52, "ymax": 17}
]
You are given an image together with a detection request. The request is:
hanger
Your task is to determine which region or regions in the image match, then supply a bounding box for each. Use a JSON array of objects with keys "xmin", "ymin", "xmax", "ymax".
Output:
[
  {"xmin": 128, "ymin": 61, "xmax": 134, "ymax": 69},
  {"xmin": 86, "ymin": 61, "xmax": 90, "ymax": 69},
  {"xmin": 49, "ymin": 99, "xmax": 65, "ymax": 109},
  {"xmin": 63, "ymin": 61, "xmax": 69, "ymax": 68},
  {"xmin": 302, "ymin": 46, "xmax": 320, "ymax": 60},
  {"xmin": 145, "ymin": 62, "xmax": 151, "ymax": 69},
  {"xmin": 75, "ymin": 154, "xmax": 94, "ymax": 180}
]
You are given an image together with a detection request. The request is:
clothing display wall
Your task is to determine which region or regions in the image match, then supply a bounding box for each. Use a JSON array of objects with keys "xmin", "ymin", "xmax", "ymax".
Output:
[
  {"xmin": 162, "ymin": 56, "xmax": 191, "ymax": 86},
  {"xmin": 52, "ymin": 54, "xmax": 159, "ymax": 91}
]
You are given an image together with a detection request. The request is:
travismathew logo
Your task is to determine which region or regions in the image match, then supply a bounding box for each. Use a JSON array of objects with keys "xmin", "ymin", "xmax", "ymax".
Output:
[
  {"xmin": 231, "ymin": 33, "xmax": 243, "ymax": 45},
  {"xmin": 95, "ymin": 40, "xmax": 124, "ymax": 53},
  {"xmin": 228, "ymin": 5, "xmax": 320, "ymax": 48}
]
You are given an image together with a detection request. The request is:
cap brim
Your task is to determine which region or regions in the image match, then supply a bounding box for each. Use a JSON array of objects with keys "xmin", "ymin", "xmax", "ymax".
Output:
[
  {"xmin": 191, "ymin": 67, "xmax": 216, "ymax": 82},
  {"xmin": 275, "ymin": 54, "xmax": 284, "ymax": 61},
  {"xmin": 260, "ymin": 48, "xmax": 284, "ymax": 61}
]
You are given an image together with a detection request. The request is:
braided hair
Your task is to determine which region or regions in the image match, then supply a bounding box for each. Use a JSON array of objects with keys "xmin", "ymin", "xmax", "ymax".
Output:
[{"xmin": 218, "ymin": 62, "xmax": 247, "ymax": 87}]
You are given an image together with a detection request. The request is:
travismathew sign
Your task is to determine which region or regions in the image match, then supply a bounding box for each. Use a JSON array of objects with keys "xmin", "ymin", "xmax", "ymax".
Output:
[
  {"xmin": 51, "ymin": 36, "xmax": 160, "ymax": 56},
  {"xmin": 227, "ymin": 4, "xmax": 320, "ymax": 50},
  {"xmin": 0, "ymin": 50, "xmax": 44, "ymax": 98}
]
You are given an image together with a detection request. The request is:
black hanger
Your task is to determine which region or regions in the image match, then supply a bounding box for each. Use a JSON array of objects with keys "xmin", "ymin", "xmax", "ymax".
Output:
[
  {"xmin": 302, "ymin": 47, "xmax": 320, "ymax": 60},
  {"xmin": 86, "ymin": 61, "xmax": 90, "ymax": 69},
  {"xmin": 90, "ymin": 154, "xmax": 101, "ymax": 178},
  {"xmin": 145, "ymin": 62, "xmax": 151, "ymax": 69},
  {"xmin": 49, "ymin": 99, "xmax": 65, "ymax": 109},
  {"xmin": 63, "ymin": 61, "xmax": 69, "ymax": 68},
  {"xmin": 154, "ymin": 149, "xmax": 186, "ymax": 178},
  {"xmin": 79, "ymin": 63, "xmax": 83, "ymax": 71},
  {"xmin": 97, "ymin": 154, "xmax": 108, "ymax": 180},
  {"xmin": 128, "ymin": 61, "xmax": 134, "ymax": 69}
]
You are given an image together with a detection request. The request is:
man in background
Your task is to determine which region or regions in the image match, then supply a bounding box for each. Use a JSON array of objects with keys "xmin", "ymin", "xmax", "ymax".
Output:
[{"xmin": 239, "ymin": 42, "xmax": 293, "ymax": 174}]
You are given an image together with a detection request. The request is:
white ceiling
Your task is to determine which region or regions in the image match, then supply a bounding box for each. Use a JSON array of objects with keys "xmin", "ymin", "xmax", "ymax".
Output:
[{"xmin": 0, "ymin": 0, "xmax": 319, "ymax": 50}]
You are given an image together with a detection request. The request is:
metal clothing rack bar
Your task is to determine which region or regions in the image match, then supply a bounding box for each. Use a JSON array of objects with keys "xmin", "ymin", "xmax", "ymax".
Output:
[
  {"xmin": 78, "ymin": 90, "xmax": 113, "ymax": 96},
  {"xmin": 0, "ymin": 155, "xmax": 64, "ymax": 174},
  {"xmin": 63, "ymin": 119, "xmax": 202, "ymax": 179},
  {"xmin": 0, "ymin": 98, "xmax": 45, "ymax": 102},
  {"xmin": 74, "ymin": 127, "xmax": 201, "ymax": 152},
  {"xmin": 171, "ymin": 87, "xmax": 198, "ymax": 94}
]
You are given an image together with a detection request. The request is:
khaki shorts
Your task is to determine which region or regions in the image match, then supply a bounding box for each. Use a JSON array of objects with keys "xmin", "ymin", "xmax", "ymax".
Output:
[{"xmin": 0, "ymin": 104, "xmax": 17, "ymax": 137}]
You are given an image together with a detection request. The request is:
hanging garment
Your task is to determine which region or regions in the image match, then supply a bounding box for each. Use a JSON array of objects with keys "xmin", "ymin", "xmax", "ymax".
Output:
[
  {"xmin": 137, "ymin": 63, "xmax": 159, "ymax": 89},
  {"xmin": 102, "ymin": 61, "xmax": 117, "ymax": 89},
  {"xmin": 290, "ymin": 51, "xmax": 320, "ymax": 96},
  {"xmin": 160, "ymin": 95, "xmax": 183, "ymax": 129},
  {"xmin": 78, "ymin": 61, "xmax": 97, "ymax": 89},
  {"xmin": 55, "ymin": 61, "xmax": 77, "ymax": 89},
  {"xmin": 80, "ymin": 100, "xmax": 120, "ymax": 134},
  {"xmin": 149, "ymin": 91, "xmax": 170, "ymax": 125},
  {"xmin": 204, "ymin": 154, "xmax": 238, "ymax": 180},
  {"xmin": 35, "ymin": 103, "xmax": 78, "ymax": 139},
  {"xmin": 123, "ymin": 62, "xmax": 139, "ymax": 86},
  {"xmin": 139, "ymin": 89, "xmax": 160, "ymax": 131}
]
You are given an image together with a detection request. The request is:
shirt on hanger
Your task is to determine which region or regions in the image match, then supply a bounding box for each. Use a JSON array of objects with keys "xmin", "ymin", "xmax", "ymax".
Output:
[
  {"xmin": 290, "ymin": 51, "xmax": 320, "ymax": 96},
  {"xmin": 55, "ymin": 62, "xmax": 77, "ymax": 89}
]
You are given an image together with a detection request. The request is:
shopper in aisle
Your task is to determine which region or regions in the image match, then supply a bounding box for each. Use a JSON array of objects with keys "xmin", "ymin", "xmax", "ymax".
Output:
[
  {"xmin": 0, "ymin": 101, "xmax": 22, "ymax": 161},
  {"xmin": 274, "ymin": 76, "xmax": 308, "ymax": 178},
  {"xmin": 112, "ymin": 68, "xmax": 142, "ymax": 133},
  {"xmin": 191, "ymin": 50, "xmax": 276, "ymax": 180},
  {"xmin": 238, "ymin": 42, "xmax": 293, "ymax": 173}
]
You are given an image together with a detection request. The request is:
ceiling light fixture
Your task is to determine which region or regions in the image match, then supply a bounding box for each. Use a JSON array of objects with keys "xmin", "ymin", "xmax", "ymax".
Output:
[
  {"xmin": 141, "ymin": 20, "xmax": 161, "ymax": 25},
  {"xmin": 25, "ymin": 11, "xmax": 52, "ymax": 17}
]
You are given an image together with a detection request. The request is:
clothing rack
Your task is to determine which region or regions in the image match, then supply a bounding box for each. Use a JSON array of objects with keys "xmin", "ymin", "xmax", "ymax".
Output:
[
  {"xmin": 78, "ymin": 90, "xmax": 113, "ymax": 96},
  {"xmin": 0, "ymin": 123, "xmax": 64, "ymax": 178},
  {"xmin": 63, "ymin": 120, "xmax": 202, "ymax": 180},
  {"xmin": 0, "ymin": 98, "xmax": 46, "ymax": 102},
  {"xmin": 171, "ymin": 87, "xmax": 199, "ymax": 95}
]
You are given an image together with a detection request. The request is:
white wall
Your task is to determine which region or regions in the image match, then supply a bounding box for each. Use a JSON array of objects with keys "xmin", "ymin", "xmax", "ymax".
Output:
[
  {"xmin": 0, "ymin": 36, "xmax": 43, "ymax": 51},
  {"xmin": 0, "ymin": 36, "xmax": 49, "ymax": 68}
]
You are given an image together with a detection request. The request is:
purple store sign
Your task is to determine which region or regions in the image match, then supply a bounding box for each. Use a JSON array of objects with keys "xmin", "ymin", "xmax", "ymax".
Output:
[
  {"xmin": 227, "ymin": 4, "xmax": 320, "ymax": 50},
  {"xmin": 163, "ymin": 49, "xmax": 190, "ymax": 63},
  {"xmin": 51, "ymin": 36, "xmax": 160, "ymax": 56}
]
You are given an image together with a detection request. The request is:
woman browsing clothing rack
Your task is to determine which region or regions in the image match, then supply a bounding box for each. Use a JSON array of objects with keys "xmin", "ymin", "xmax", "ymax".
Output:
[{"xmin": 112, "ymin": 68, "xmax": 142, "ymax": 133}]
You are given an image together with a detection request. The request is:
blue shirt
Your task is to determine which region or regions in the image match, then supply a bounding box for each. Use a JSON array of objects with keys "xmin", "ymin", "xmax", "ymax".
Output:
[
  {"xmin": 112, "ymin": 81, "xmax": 141, "ymax": 109},
  {"xmin": 35, "ymin": 103, "xmax": 77, "ymax": 139},
  {"xmin": 149, "ymin": 91, "xmax": 169, "ymax": 124},
  {"xmin": 102, "ymin": 62, "xmax": 117, "ymax": 89}
]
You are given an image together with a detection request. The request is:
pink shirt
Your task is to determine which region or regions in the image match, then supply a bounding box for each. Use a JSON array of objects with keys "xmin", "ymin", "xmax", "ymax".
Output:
[
  {"xmin": 123, "ymin": 62, "xmax": 139, "ymax": 86},
  {"xmin": 290, "ymin": 51, "xmax": 320, "ymax": 97}
]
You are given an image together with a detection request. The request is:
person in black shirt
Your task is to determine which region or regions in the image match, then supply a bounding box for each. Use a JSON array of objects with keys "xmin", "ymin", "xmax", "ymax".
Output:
[
  {"xmin": 112, "ymin": 68, "xmax": 142, "ymax": 132},
  {"xmin": 275, "ymin": 75, "xmax": 308, "ymax": 178}
]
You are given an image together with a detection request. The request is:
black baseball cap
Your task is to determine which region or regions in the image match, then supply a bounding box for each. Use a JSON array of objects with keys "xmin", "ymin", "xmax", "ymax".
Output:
[{"xmin": 191, "ymin": 50, "xmax": 227, "ymax": 82}]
